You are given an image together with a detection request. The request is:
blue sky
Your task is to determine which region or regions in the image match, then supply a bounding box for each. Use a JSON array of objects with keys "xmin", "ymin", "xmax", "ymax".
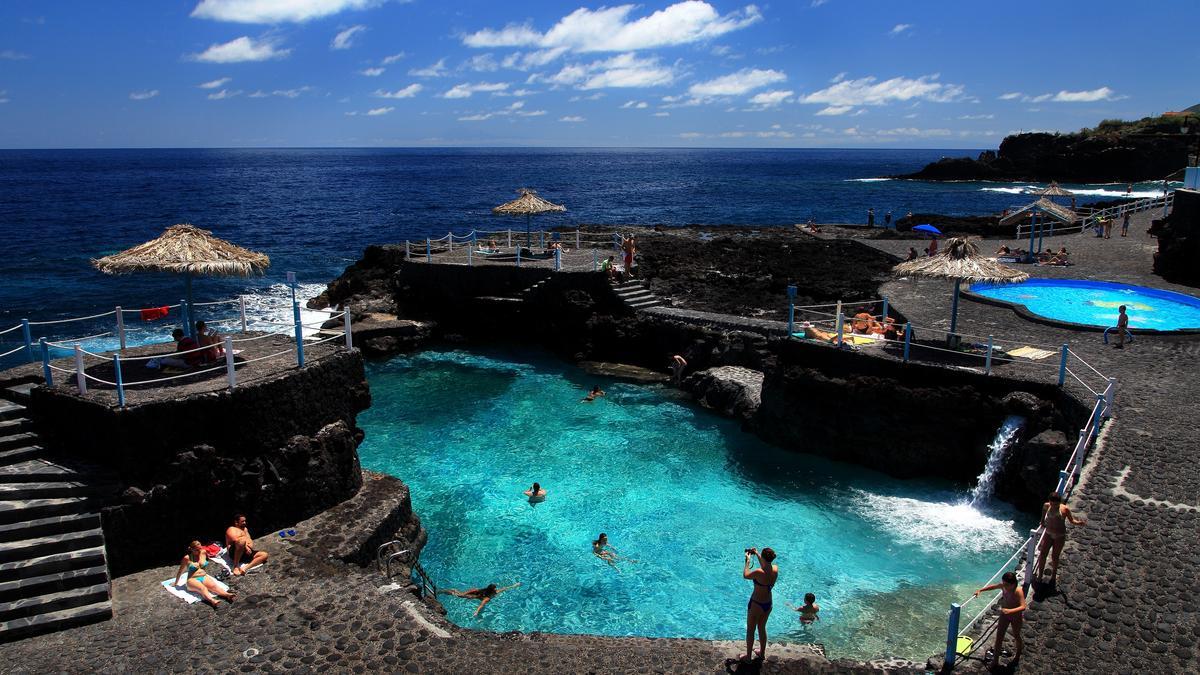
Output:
[{"xmin": 1, "ymin": 0, "xmax": 1197, "ymax": 148}]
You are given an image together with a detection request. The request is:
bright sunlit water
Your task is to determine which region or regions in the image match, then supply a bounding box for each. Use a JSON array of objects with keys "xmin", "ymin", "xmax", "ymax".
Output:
[
  {"xmin": 971, "ymin": 279, "xmax": 1200, "ymax": 330},
  {"xmin": 357, "ymin": 348, "xmax": 1031, "ymax": 660}
]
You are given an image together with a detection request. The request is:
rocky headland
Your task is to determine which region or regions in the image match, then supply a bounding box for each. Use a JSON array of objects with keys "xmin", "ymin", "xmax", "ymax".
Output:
[{"xmin": 896, "ymin": 115, "xmax": 1194, "ymax": 183}]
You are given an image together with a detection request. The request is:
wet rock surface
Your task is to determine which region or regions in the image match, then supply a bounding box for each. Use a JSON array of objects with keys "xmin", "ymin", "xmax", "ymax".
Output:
[{"xmin": 684, "ymin": 365, "xmax": 764, "ymax": 420}]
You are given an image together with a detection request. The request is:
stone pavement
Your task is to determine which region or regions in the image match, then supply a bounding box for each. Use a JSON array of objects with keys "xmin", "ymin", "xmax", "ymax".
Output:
[{"xmin": 868, "ymin": 210, "xmax": 1200, "ymax": 673}]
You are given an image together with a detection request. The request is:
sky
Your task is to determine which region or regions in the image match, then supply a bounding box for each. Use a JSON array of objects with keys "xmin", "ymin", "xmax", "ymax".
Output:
[{"xmin": 1, "ymin": 0, "xmax": 1197, "ymax": 149}]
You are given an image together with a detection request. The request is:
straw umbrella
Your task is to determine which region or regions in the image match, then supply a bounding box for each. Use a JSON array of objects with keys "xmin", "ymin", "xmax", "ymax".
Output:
[
  {"xmin": 1000, "ymin": 197, "xmax": 1078, "ymax": 258},
  {"xmin": 92, "ymin": 223, "xmax": 270, "ymax": 336},
  {"xmin": 492, "ymin": 188, "xmax": 566, "ymax": 248},
  {"xmin": 892, "ymin": 237, "xmax": 1028, "ymax": 337}
]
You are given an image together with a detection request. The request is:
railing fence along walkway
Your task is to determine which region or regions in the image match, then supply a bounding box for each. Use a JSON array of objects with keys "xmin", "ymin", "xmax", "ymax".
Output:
[
  {"xmin": 1014, "ymin": 191, "xmax": 1174, "ymax": 240},
  {"xmin": 3, "ymin": 273, "xmax": 353, "ymax": 407},
  {"xmin": 401, "ymin": 227, "xmax": 625, "ymax": 272}
]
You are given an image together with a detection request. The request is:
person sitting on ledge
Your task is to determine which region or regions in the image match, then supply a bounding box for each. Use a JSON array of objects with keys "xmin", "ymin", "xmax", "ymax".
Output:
[
  {"xmin": 851, "ymin": 309, "xmax": 877, "ymax": 334},
  {"xmin": 176, "ymin": 540, "xmax": 236, "ymax": 608},
  {"xmin": 440, "ymin": 582, "xmax": 521, "ymax": 616},
  {"xmin": 158, "ymin": 328, "xmax": 204, "ymax": 369},
  {"xmin": 195, "ymin": 320, "xmax": 224, "ymax": 363},
  {"xmin": 523, "ymin": 482, "xmax": 547, "ymax": 503},
  {"xmin": 996, "ymin": 245, "xmax": 1011, "ymax": 256},
  {"xmin": 225, "ymin": 513, "xmax": 269, "ymax": 575},
  {"xmin": 601, "ymin": 255, "xmax": 617, "ymax": 282},
  {"xmin": 906, "ymin": 247, "xmax": 919, "ymax": 261}
]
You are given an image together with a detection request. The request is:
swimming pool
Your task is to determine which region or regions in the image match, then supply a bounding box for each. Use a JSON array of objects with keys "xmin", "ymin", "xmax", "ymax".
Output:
[
  {"xmin": 969, "ymin": 279, "xmax": 1200, "ymax": 332},
  {"xmin": 357, "ymin": 349, "xmax": 1028, "ymax": 660}
]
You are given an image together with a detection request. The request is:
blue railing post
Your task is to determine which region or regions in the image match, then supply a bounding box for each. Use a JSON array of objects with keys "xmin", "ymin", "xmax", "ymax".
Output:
[
  {"xmin": 40, "ymin": 338, "xmax": 52, "ymax": 385},
  {"xmin": 592, "ymin": 249, "xmax": 598, "ymax": 271},
  {"xmin": 540, "ymin": 231, "xmax": 545, "ymax": 249},
  {"xmin": 293, "ymin": 300, "xmax": 305, "ymax": 367},
  {"xmin": 113, "ymin": 353, "xmax": 126, "ymax": 407},
  {"xmin": 180, "ymin": 300, "xmax": 191, "ymax": 338},
  {"xmin": 21, "ymin": 319, "xmax": 32, "ymax": 363},
  {"xmin": 835, "ymin": 301, "xmax": 844, "ymax": 348},
  {"xmin": 881, "ymin": 296, "xmax": 889, "ymax": 324},
  {"xmin": 949, "ymin": 279, "xmax": 961, "ymax": 335},
  {"xmin": 1055, "ymin": 469, "xmax": 1069, "ymax": 495},
  {"xmin": 1093, "ymin": 392, "xmax": 1105, "ymax": 429},
  {"xmin": 1104, "ymin": 377, "xmax": 1116, "ymax": 418},
  {"xmin": 405, "ymin": 240, "xmax": 411, "ymax": 260},
  {"xmin": 468, "ymin": 245, "xmax": 473, "ymax": 267},
  {"xmin": 554, "ymin": 247, "xmax": 561, "ymax": 272},
  {"xmin": 903, "ymin": 323, "xmax": 912, "ymax": 362},
  {"xmin": 787, "ymin": 285, "xmax": 797, "ymax": 336},
  {"xmin": 985, "ymin": 335, "xmax": 994, "ymax": 375},
  {"xmin": 515, "ymin": 247, "xmax": 522, "ymax": 268},
  {"xmin": 944, "ymin": 603, "xmax": 962, "ymax": 669},
  {"xmin": 1057, "ymin": 343, "xmax": 1069, "ymax": 386},
  {"xmin": 426, "ymin": 238, "xmax": 431, "ymax": 263}
]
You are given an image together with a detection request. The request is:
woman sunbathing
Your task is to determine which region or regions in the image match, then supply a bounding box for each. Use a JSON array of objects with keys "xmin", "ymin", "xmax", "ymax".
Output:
[
  {"xmin": 175, "ymin": 540, "xmax": 236, "ymax": 608},
  {"xmin": 441, "ymin": 582, "xmax": 521, "ymax": 616}
]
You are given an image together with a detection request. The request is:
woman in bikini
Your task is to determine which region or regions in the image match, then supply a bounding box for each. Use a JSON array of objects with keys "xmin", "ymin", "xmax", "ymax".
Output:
[
  {"xmin": 974, "ymin": 571, "xmax": 1026, "ymax": 664},
  {"xmin": 175, "ymin": 540, "xmax": 236, "ymax": 608},
  {"xmin": 1035, "ymin": 491, "xmax": 1086, "ymax": 580},
  {"xmin": 440, "ymin": 582, "xmax": 521, "ymax": 617},
  {"xmin": 742, "ymin": 547, "xmax": 778, "ymax": 662}
]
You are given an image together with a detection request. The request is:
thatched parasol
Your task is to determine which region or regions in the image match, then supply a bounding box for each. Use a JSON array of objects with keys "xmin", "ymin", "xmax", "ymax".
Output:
[
  {"xmin": 1000, "ymin": 197, "xmax": 1077, "ymax": 258},
  {"xmin": 892, "ymin": 237, "xmax": 1028, "ymax": 336},
  {"xmin": 92, "ymin": 223, "xmax": 270, "ymax": 335},
  {"xmin": 1037, "ymin": 181, "xmax": 1074, "ymax": 198},
  {"xmin": 492, "ymin": 188, "xmax": 566, "ymax": 247}
]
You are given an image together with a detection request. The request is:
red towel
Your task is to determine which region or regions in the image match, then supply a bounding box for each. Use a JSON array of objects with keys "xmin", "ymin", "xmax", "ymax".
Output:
[
  {"xmin": 203, "ymin": 543, "xmax": 222, "ymax": 557},
  {"xmin": 140, "ymin": 306, "xmax": 169, "ymax": 321}
]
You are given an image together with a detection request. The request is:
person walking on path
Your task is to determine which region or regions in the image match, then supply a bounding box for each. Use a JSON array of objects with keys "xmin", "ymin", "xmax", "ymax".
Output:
[
  {"xmin": 1121, "ymin": 212, "xmax": 1131, "ymax": 237},
  {"xmin": 1034, "ymin": 491, "xmax": 1087, "ymax": 579},
  {"xmin": 973, "ymin": 571, "xmax": 1026, "ymax": 666},
  {"xmin": 741, "ymin": 547, "xmax": 778, "ymax": 663},
  {"xmin": 1115, "ymin": 305, "xmax": 1130, "ymax": 349},
  {"xmin": 1103, "ymin": 217, "xmax": 1114, "ymax": 239},
  {"xmin": 866, "ymin": 208, "xmax": 875, "ymax": 227}
]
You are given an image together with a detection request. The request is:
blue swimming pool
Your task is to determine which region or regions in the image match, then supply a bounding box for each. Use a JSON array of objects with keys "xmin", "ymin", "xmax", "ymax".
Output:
[
  {"xmin": 969, "ymin": 279, "xmax": 1200, "ymax": 331},
  {"xmin": 357, "ymin": 349, "xmax": 1028, "ymax": 660}
]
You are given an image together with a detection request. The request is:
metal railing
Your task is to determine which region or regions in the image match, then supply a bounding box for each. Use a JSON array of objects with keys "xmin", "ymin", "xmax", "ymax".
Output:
[
  {"xmin": 401, "ymin": 229, "xmax": 626, "ymax": 272},
  {"xmin": 377, "ymin": 539, "xmax": 437, "ymax": 598},
  {"xmin": 1015, "ymin": 191, "xmax": 1174, "ymax": 239}
]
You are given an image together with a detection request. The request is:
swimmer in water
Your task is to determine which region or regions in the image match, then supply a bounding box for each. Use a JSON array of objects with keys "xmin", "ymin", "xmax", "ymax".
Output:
[
  {"xmin": 789, "ymin": 593, "xmax": 820, "ymax": 625},
  {"xmin": 581, "ymin": 385, "xmax": 605, "ymax": 402},
  {"xmin": 440, "ymin": 582, "xmax": 521, "ymax": 617},
  {"xmin": 593, "ymin": 533, "xmax": 637, "ymax": 570},
  {"xmin": 523, "ymin": 482, "xmax": 547, "ymax": 503}
]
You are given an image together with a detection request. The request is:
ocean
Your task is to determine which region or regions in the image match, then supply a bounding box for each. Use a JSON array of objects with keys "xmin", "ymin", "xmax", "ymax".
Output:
[{"xmin": 0, "ymin": 147, "xmax": 1171, "ymax": 331}]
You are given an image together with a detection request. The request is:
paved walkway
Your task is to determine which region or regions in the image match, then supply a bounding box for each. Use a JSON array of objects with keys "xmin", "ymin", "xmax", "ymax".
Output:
[{"xmin": 869, "ymin": 211, "xmax": 1200, "ymax": 673}]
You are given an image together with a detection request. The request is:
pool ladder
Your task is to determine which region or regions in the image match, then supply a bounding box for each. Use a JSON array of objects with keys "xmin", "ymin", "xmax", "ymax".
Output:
[{"xmin": 376, "ymin": 540, "xmax": 437, "ymax": 598}]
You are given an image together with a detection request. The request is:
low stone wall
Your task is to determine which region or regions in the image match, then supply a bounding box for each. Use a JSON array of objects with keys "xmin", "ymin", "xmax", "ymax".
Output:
[
  {"xmin": 1153, "ymin": 188, "xmax": 1200, "ymax": 287},
  {"xmin": 29, "ymin": 350, "xmax": 372, "ymax": 575}
]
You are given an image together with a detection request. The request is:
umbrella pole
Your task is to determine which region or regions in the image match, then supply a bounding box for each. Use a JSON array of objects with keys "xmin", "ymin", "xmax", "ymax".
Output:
[
  {"xmin": 1027, "ymin": 208, "xmax": 1037, "ymax": 262},
  {"xmin": 185, "ymin": 272, "xmax": 194, "ymax": 337},
  {"xmin": 949, "ymin": 278, "xmax": 961, "ymax": 337},
  {"xmin": 526, "ymin": 215, "xmax": 532, "ymax": 249}
]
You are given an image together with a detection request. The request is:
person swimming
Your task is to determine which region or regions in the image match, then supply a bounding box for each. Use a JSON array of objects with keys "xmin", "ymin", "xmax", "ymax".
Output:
[
  {"xmin": 791, "ymin": 592, "xmax": 820, "ymax": 625},
  {"xmin": 593, "ymin": 533, "xmax": 637, "ymax": 570},
  {"xmin": 523, "ymin": 482, "xmax": 547, "ymax": 503},
  {"xmin": 581, "ymin": 385, "xmax": 605, "ymax": 402},
  {"xmin": 440, "ymin": 582, "xmax": 521, "ymax": 617}
]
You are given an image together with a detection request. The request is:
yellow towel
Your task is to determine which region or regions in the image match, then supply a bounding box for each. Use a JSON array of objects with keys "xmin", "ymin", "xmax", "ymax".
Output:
[{"xmin": 1008, "ymin": 346, "xmax": 1056, "ymax": 360}]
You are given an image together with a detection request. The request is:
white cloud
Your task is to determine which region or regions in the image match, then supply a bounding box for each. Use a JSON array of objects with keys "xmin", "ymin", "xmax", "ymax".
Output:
[
  {"xmin": 190, "ymin": 36, "xmax": 289, "ymax": 63},
  {"xmin": 459, "ymin": 113, "xmax": 493, "ymax": 121},
  {"xmin": 442, "ymin": 82, "xmax": 509, "ymax": 98},
  {"xmin": 1048, "ymin": 86, "xmax": 1119, "ymax": 102},
  {"xmin": 381, "ymin": 52, "xmax": 405, "ymax": 64},
  {"xmin": 360, "ymin": 67, "xmax": 385, "ymax": 76},
  {"xmin": 463, "ymin": 1, "xmax": 761, "ymax": 53},
  {"xmin": 272, "ymin": 86, "xmax": 313, "ymax": 98},
  {"xmin": 998, "ymin": 92, "xmax": 1022, "ymax": 100},
  {"xmin": 366, "ymin": 106, "xmax": 393, "ymax": 116},
  {"xmin": 653, "ymin": 111, "xmax": 669, "ymax": 117},
  {"xmin": 331, "ymin": 25, "xmax": 366, "ymax": 50},
  {"xmin": 198, "ymin": 77, "xmax": 232, "ymax": 89},
  {"xmin": 890, "ymin": 23, "xmax": 912, "ymax": 35},
  {"xmin": 191, "ymin": 0, "xmax": 386, "ymax": 23},
  {"xmin": 570, "ymin": 92, "xmax": 606, "ymax": 101},
  {"xmin": 129, "ymin": 89, "xmax": 159, "ymax": 101},
  {"xmin": 810, "ymin": 0, "xmax": 829, "ymax": 6},
  {"xmin": 248, "ymin": 90, "xmax": 268, "ymax": 97},
  {"xmin": 519, "ymin": 109, "xmax": 547, "ymax": 117},
  {"xmin": 544, "ymin": 53, "xmax": 675, "ymax": 90},
  {"xmin": 958, "ymin": 113, "xmax": 994, "ymax": 120},
  {"xmin": 374, "ymin": 84, "xmax": 422, "ymax": 98},
  {"xmin": 458, "ymin": 101, "xmax": 546, "ymax": 121},
  {"xmin": 748, "ymin": 89, "xmax": 792, "ymax": 107},
  {"xmin": 464, "ymin": 54, "xmax": 500, "ymax": 72},
  {"xmin": 501, "ymin": 48, "xmax": 570, "ymax": 71},
  {"xmin": 0, "ymin": 90, "xmax": 8, "ymax": 104},
  {"xmin": 207, "ymin": 88, "xmax": 243, "ymax": 100},
  {"xmin": 800, "ymin": 74, "xmax": 964, "ymax": 106},
  {"xmin": 815, "ymin": 105, "xmax": 853, "ymax": 115},
  {"xmin": 559, "ymin": 115, "xmax": 586, "ymax": 122},
  {"xmin": 875, "ymin": 127, "xmax": 952, "ymax": 137},
  {"xmin": 0, "ymin": 50, "xmax": 30, "ymax": 60},
  {"xmin": 689, "ymin": 68, "xmax": 786, "ymax": 97},
  {"xmin": 620, "ymin": 100, "xmax": 649, "ymax": 109},
  {"xmin": 410, "ymin": 58, "xmax": 448, "ymax": 77}
]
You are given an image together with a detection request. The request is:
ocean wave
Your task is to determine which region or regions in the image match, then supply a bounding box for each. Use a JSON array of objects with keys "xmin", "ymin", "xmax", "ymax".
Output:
[
  {"xmin": 980, "ymin": 185, "xmax": 1165, "ymax": 199},
  {"xmin": 845, "ymin": 178, "xmax": 893, "ymax": 182}
]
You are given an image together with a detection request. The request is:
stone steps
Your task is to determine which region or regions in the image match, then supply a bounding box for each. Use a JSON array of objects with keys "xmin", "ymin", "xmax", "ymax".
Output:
[
  {"xmin": 0, "ymin": 387, "xmax": 113, "ymax": 643},
  {"xmin": 612, "ymin": 280, "xmax": 663, "ymax": 311}
]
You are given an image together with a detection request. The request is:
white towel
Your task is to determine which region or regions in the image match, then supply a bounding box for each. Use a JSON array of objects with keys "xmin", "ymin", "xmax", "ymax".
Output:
[
  {"xmin": 214, "ymin": 547, "xmax": 260, "ymax": 575},
  {"xmin": 161, "ymin": 574, "xmax": 230, "ymax": 604}
]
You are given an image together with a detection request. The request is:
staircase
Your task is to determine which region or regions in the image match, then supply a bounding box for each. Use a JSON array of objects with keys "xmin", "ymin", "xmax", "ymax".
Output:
[
  {"xmin": 0, "ymin": 382, "xmax": 113, "ymax": 643},
  {"xmin": 612, "ymin": 279, "xmax": 663, "ymax": 311}
]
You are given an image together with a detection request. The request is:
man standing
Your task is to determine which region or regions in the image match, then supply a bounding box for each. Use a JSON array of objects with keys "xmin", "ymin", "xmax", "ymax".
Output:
[
  {"xmin": 225, "ymin": 514, "xmax": 269, "ymax": 575},
  {"xmin": 1115, "ymin": 305, "xmax": 1129, "ymax": 349},
  {"xmin": 1121, "ymin": 212, "xmax": 1131, "ymax": 237},
  {"xmin": 867, "ymin": 208, "xmax": 875, "ymax": 227},
  {"xmin": 884, "ymin": 210, "xmax": 892, "ymax": 228}
]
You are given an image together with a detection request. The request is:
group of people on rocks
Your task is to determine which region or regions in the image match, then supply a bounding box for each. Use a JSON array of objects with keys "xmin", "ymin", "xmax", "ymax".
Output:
[
  {"xmin": 176, "ymin": 513, "xmax": 270, "ymax": 608},
  {"xmin": 161, "ymin": 320, "xmax": 226, "ymax": 369}
]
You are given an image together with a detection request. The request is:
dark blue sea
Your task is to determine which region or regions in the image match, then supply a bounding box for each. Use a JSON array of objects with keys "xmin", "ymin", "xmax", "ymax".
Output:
[{"xmin": 0, "ymin": 147, "xmax": 1162, "ymax": 357}]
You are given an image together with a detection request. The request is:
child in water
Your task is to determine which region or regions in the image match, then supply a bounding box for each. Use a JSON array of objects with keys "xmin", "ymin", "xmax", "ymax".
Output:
[{"xmin": 792, "ymin": 593, "xmax": 820, "ymax": 624}]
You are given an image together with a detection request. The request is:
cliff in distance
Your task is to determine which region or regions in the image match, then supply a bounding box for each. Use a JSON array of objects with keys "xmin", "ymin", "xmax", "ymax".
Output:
[{"xmin": 897, "ymin": 114, "xmax": 1196, "ymax": 183}]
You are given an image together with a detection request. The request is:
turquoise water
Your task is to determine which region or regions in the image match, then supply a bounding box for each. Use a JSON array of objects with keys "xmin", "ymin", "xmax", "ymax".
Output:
[
  {"xmin": 971, "ymin": 279, "xmax": 1200, "ymax": 330},
  {"xmin": 357, "ymin": 349, "xmax": 1029, "ymax": 660}
]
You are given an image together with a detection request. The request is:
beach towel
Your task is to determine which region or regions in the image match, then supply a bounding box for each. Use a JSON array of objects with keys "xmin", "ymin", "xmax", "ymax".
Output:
[
  {"xmin": 162, "ymin": 574, "xmax": 230, "ymax": 604},
  {"xmin": 212, "ymin": 547, "xmax": 261, "ymax": 575},
  {"xmin": 140, "ymin": 306, "xmax": 170, "ymax": 321},
  {"xmin": 844, "ymin": 334, "xmax": 883, "ymax": 346},
  {"xmin": 1008, "ymin": 346, "xmax": 1056, "ymax": 360}
]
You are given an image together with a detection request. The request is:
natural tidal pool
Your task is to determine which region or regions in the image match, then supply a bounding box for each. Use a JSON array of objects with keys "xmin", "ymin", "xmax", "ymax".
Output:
[{"xmin": 358, "ymin": 349, "xmax": 1029, "ymax": 660}]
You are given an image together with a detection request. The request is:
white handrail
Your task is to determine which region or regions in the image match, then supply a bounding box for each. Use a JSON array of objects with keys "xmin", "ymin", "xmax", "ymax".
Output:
[
  {"xmin": 28, "ymin": 310, "xmax": 117, "ymax": 326},
  {"xmin": 1015, "ymin": 192, "xmax": 1173, "ymax": 239}
]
